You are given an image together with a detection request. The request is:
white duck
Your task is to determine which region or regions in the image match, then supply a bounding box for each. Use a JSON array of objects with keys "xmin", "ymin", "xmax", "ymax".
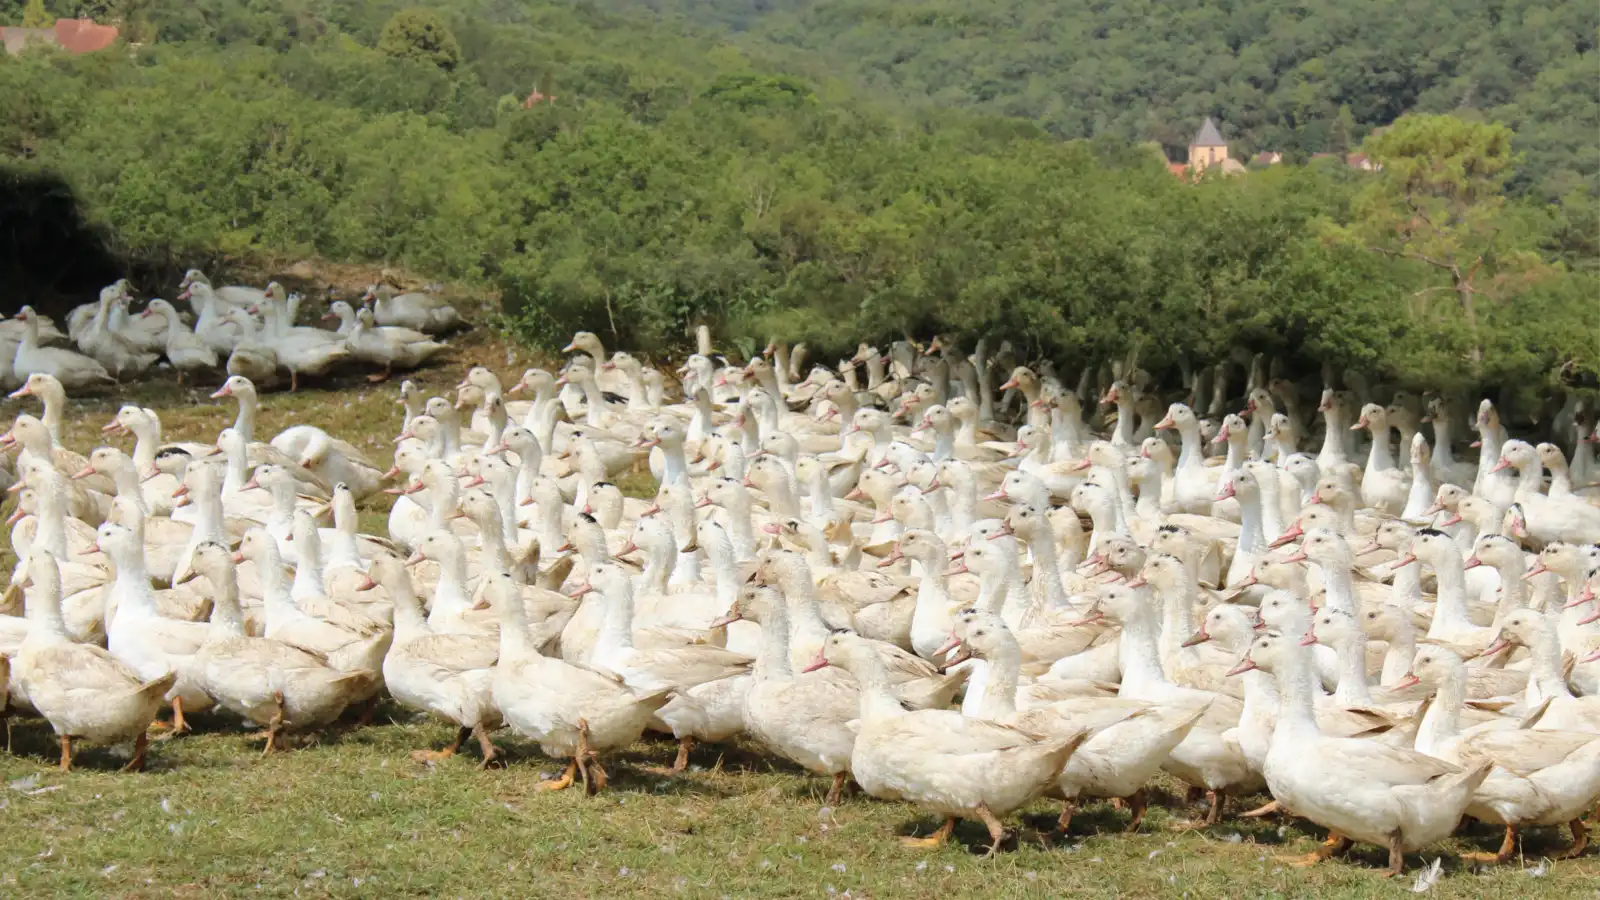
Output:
[
  {"xmin": 138, "ymin": 298, "xmax": 218, "ymax": 384},
  {"xmin": 804, "ymin": 629, "xmax": 1085, "ymax": 854},
  {"xmin": 12, "ymin": 306, "xmax": 113, "ymax": 389},
  {"xmin": 13, "ymin": 551, "xmax": 175, "ymax": 772},
  {"xmin": 1229, "ymin": 629, "xmax": 1493, "ymax": 876},
  {"xmin": 364, "ymin": 283, "xmax": 463, "ymax": 333}
]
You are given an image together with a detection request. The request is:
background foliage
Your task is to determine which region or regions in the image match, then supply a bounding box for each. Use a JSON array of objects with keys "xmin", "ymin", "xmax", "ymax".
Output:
[{"xmin": 0, "ymin": 0, "xmax": 1594, "ymax": 396}]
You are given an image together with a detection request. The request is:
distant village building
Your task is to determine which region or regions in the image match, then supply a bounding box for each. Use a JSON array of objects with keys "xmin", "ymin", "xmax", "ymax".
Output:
[
  {"xmin": 1168, "ymin": 118, "xmax": 1380, "ymax": 179},
  {"xmin": 1, "ymin": 18, "xmax": 118, "ymax": 55},
  {"xmin": 1171, "ymin": 117, "xmax": 1246, "ymax": 178},
  {"xmin": 521, "ymin": 89, "xmax": 556, "ymax": 108}
]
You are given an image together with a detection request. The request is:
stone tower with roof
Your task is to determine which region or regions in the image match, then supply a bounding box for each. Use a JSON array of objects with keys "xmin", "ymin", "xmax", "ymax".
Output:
[{"xmin": 1187, "ymin": 117, "xmax": 1228, "ymax": 170}]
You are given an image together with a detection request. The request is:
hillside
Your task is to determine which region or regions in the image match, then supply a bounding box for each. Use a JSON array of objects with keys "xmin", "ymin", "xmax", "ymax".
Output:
[
  {"xmin": 0, "ymin": 0, "xmax": 1595, "ymax": 395},
  {"xmin": 588, "ymin": 0, "xmax": 1600, "ymax": 202}
]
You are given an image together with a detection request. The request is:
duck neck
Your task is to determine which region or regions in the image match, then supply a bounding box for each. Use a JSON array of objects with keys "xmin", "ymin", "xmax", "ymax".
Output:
[
  {"xmin": 596, "ymin": 581, "xmax": 636, "ymax": 654},
  {"xmin": 1525, "ymin": 619, "xmax": 1574, "ymax": 702},
  {"xmin": 946, "ymin": 474, "xmax": 977, "ymax": 534},
  {"xmin": 35, "ymin": 480, "xmax": 69, "ymax": 558},
  {"xmin": 222, "ymin": 445, "xmax": 250, "ymax": 495},
  {"xmin": 291, "ymin": 534, "xmax": 326, "ymax": 597},
  {"xmin": 1318, "ymin": 406, "xmax": 1346, "ymax": 464},
  {"xmin": 1270, "ymin": 644, "xmax": 1320, "ymax": 738},
  {"xmin": 1390, "ymin": 553, "xmax": 1423, "ymax": 609},
  {"xmin": 1236, "ymin": 489, "xmax": 1265, "ymax": 555},
  {"xmin": 1116, "ymin": 604, "xmax": 1171, "ymax": 696},
  {"xmin": 1413, "ymin": 666, "xmax": 1466, "ymax": 757},
  {"xmin": 1403, "ymin": 464, "xmax": 1436, "ymax": 520},
  {"xmin": 476, "ymin": 512, "xmax": 511, "ymax": 575},
  {"xmin": 1432, "ymin": 415, "xmax": 1457, "ymax": 467},
  {"xmin": 391, "ymin": 580, "xmax": 429, "ymax": 644},
  {"xmin": 110, "ymin": 541, "xmax": 157, "ymax": 616},
  {"xmin": 1487, "ymin": 559, "xmax": 1526, "ymax": 630},
  {"xmin": 977, "ymin": 643, "xmax": 1023, "ymax": 720},
  {"xmin": 780, "ymin": 566, "xmax": 830, "ymax": 653},
  {"xmin": 37, "ymin": 390, "xmax": 64, "ymax": 447},
  {"xmin": 754, "ymin": 600, "xmax": 794, "ymax": 681},
  {"xmin": 432, "ymin": 551, "xmax": 473, "ymax": 622},
  {"xmin": 931, "ymin": 421, "xmax": 954, "ymax": 461},
  {"xmin": 1024, "ymin": 529, "xmax": 1068, "ymax": 610},
  {"xmin": 22, "ymin": 574, "xmax": 69, "ymax": 646},
  {"xmin": 640, "ymin": 540, "xmax": 674, "ymax": 596},
  {"xmin": 849, "ymin": 650, "xmax": 905, "ymax": 724},
  {"xmin": 1424, "ymin": 554, "xmax": 1473, "ymax": 636},
  {"xmin": 1157, "ymin": 581, "xmax": 1199, "ymax": 665},
  {"xmin": 497, "ymin": 587, "xmax": 539, "ymax": 663},
  {"xmin": 206, "ymin": 566, "xmax": 248, "ymax": 639},
  {"xmin": 1510, "ymin": 457, "xmax": 1544, "ymax": 499},
  {"xmin": 1331, "ymin": 634, "xmax": 1373, "ymax": 705},
  {"xmin": 1380, "ymin": 614, "xmax": 1418, "ymax": 685},
  {"xmin": 1317, "ymin": 561, "xmax": 1357, "ymax": 616}
]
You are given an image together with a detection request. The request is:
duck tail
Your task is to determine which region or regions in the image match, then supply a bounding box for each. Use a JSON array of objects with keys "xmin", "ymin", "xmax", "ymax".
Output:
[
  {"xmin": 1435, "ymin": 759, "xmax": 1494, "ymax": 807},
  {"xmin": 1037, "ymin": 728, "xmax": 1091, "ymax": 777},
  {"xmin": 137, "ymin": 672, "xmax": 180, "ymax": 701},
  {"xmin": 334, "ymin": 669, "xmax": 382, "ymax": 693}
]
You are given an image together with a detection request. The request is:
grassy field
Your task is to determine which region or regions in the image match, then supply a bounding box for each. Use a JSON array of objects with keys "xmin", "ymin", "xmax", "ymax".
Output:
[{"xmin": 0, "ymin": 335, "xmax": 1595, "ymax": 898}]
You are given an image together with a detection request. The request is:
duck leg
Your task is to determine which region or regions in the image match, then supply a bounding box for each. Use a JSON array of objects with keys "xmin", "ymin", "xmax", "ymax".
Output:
[
  {"xmin": 973, "ymin": 803, "xmax": 1012, "ymax": 858},
  {"xmin": 536, "ymin": 760, "xmax": 578, "ymax": 791},
  {"xmin": 367, "ymin": 364, "xmax": 392, "ymax": 384},
  {"xmin": 1384, "ymin": 831, "xmax": 1406, "ymax": 878},
  {"xmin": 1055, "ymin": 799, "xmax": 1075, "ymax": 835},
  {"xmin": 1278, "ymin": 832, "xmax": 1350, "ymax": 868},
  {"xmin": 573, "ymin": 718, "xmax": 607, "ymax": 795},
  {"xmin": 899, "ymin": 816, "xmax": 957, "ymax": 849},
  {"xmin": 1240, "ymin": 799, "xmax": 1283, "ymax": 819},
  {"xmin": 172, "ymin": 696, "xmax": 190, "ymax": 735},
  {"xmin": 471, "ymin": 724, "xmax": 501, "ymax": 769},
  {"xmin": 350, "ymin": 696, "xmax": 380, "ymax": 728},
  {"xmin": 1557, "ymin": 817, "xmax": 1588, "ymax": 860},
  {"xmin": 412, "ymin": 725, "xmax": 471, "ymax": 763},
  {"xmin": 290, "ymin": 370, "xmax": 299, "ymax": 393},
  {"xmin": 1462, "ymin": 824, "xmax": 1518, "ymax": 864},
  {"xmin": 642, "ymin": 736, "xmax": 694, "ymax": 775},
  {"xmin": 824, "ymin": 771, "xmax": 847, "ymax": 806},
  {"xmin": 152, "ymin": 697, "xmax": 191, "ymax": 739},
  {"xmin": 121, "ymin": 732, "xmax": 149, "ymax": 773},
  {"xmin": 1124, "ymin": 789, "xmax": 1149, "ymax": 832},
  {"xmin": 57, "ymin": 735, "xmax": 72, "ymax": 772},
  {"xmin": 261, "ymin": 692, "xmax": 286, "ymax": 756},
  {"xmin": 1205, "ymin": 789, "xmax": 1226, "ymax": 825}
]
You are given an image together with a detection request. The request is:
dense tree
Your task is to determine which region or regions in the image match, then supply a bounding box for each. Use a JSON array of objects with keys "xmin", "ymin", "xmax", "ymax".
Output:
[
  {"xmin": 377, "ymin": 8, "xmax": 460, "ymax": 71},
  {"xmin": 20, "ymin": 0, "xmax": 49, "ymax": 27},
  {"xmin": 0, "ymin": 0, "xmax": 1591, "ymax": 400}
]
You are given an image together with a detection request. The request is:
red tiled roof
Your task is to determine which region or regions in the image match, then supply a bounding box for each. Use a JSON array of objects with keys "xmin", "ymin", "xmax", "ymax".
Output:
[
  {"xmin": 53, "ymin": 18, "xmax": 118, "ymax": 53},
  {"xmin": 0, "ymin": 18, "xmax": 117, "ymax": 55}
]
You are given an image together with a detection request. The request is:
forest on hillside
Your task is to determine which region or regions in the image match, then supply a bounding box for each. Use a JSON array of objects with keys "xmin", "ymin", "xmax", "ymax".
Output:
[
  {"xmin": 591, "ymin": 0, "xmax": 1599, "ymax": 204},
  {"xmin": 0, "ymin": 0, "xmax": 1595, "ymax": 399}
]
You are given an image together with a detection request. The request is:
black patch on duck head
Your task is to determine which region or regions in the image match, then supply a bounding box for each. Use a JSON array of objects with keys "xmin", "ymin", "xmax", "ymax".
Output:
[{"xmin": 1416, "ymin": 528, "xmax": 1447, "ymax": 538}]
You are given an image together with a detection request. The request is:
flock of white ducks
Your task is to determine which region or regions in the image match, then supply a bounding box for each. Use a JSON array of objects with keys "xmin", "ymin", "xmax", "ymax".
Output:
[
  {"xmin": 2, "ymin": 275, "xmax": 459, "ymax": 392},
  {"xmin": 0, "ymin": 327, "xmax": 1597, "ymax": 878}
]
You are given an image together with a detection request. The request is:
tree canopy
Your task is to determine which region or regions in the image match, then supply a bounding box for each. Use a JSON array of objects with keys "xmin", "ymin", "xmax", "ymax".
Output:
[
  {"xmin": 0, "ymin": 0, "xmax": 1593, "ymax": 402},
  {"xmin": 377, "ymin": 8, "xmax": 460, "ymax": 71}
]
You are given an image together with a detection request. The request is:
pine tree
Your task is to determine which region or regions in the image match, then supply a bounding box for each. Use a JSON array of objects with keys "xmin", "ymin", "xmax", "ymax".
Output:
[{"xmin": 21, "ymin": 0, "xmax": 52, "ymax": 29}]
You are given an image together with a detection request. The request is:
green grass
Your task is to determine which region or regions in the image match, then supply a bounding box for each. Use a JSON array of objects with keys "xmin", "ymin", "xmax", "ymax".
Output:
[
  {"xmin": 1, "ymin": 335, "xmax": 1596, "ymax": 897},
  {"xmin": 0, "ymin": 719, "xmax": 1593, "ymax": 898}
]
